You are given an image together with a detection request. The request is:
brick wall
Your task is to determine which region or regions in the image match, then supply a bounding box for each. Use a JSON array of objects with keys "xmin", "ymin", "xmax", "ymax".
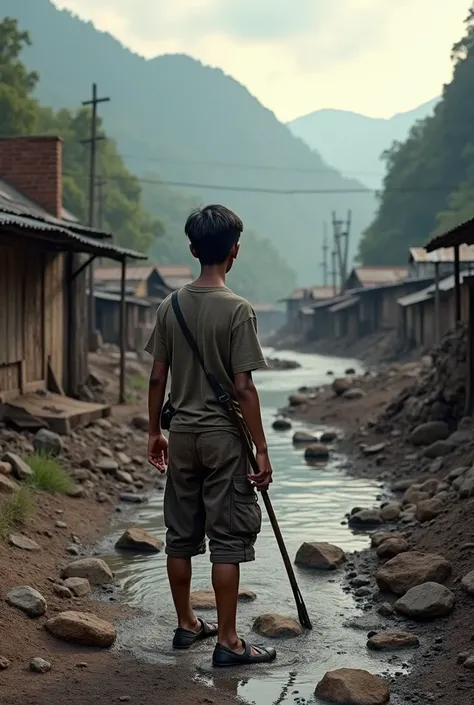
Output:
[{"xmin": 0, "ymin": 136, "xmax": 63, "ymax": 218}]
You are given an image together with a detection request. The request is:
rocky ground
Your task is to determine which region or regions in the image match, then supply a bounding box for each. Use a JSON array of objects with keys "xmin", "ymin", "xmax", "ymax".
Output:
[{"xmin": 277, "ymin": 323, "xmax": 474, "ymax": 704}]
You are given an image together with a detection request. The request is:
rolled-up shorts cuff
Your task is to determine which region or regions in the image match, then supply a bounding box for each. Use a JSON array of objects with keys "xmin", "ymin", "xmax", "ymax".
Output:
[
  {"xmin": 210, "ymin": 549, "xmax": 256, "ymax": 564},
  {"xmin": 165, "ymin": 544, "xmax": 206, "ymax": 559}
]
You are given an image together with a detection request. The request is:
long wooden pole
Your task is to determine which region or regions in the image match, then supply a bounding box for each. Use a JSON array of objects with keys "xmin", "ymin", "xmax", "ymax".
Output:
[
  {"xmin": 119, "ymin": 257, "xmax": 126, "ymax": 404},
  {"xmin": 434, "ymin": 262, "xmax": 440, "ymax": 343},
  {"xmin": 454, "ymin": 245, "xmax": 462, "ymax": 323}
]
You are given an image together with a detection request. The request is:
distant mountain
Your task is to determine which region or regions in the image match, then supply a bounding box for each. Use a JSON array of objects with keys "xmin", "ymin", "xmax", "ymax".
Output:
[
  {"xmin": 288, "ymin": 100, "xmax": 439, "ymax": 190},
  {"xmin": 2, "ymin": 0, "xmax": 376, "ymax": 285}
]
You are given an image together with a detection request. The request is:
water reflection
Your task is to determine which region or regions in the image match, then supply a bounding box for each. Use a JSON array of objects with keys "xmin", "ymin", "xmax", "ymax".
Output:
[{"xmin": 97, "ymin": 350, "xmax": 403, "ymax": 704}]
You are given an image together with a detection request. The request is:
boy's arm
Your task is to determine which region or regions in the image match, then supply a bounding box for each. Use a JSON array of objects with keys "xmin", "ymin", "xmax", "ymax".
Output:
[{"xmin": 145, "ymin": 315, "xmax": 169, "ymax": 472}]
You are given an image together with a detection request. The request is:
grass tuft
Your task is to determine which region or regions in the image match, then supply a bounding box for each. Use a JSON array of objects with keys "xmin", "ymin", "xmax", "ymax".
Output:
[
  {"xmin": 27, "ymin": 452, "xmax": 76, "ymax": 494},
  {"xmin": 0, "ymin": 487, "xmax": 36, "ymax": 540}
]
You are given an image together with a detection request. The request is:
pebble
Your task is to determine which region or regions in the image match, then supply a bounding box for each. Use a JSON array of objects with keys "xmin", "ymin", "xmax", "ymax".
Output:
[
  {"xmin": 30, "ymin": 658, "xmax": 52, "ymax": 673},
  {"xmin": 0, "ymin": 656, "xmax": 10, "ymax": 670},
  {"xmin": 55, "ymin": 521, "xmax": 67, "ymax": 529}
]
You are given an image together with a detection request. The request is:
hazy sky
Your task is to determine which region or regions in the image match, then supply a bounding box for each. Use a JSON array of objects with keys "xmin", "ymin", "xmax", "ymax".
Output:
[{"xmin": 53, "ymin": 0, "xmax": 470, "ymax": 122}]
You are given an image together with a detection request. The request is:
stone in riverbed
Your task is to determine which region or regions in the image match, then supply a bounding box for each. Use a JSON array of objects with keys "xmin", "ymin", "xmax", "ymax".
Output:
[
  {"xmin": 119, "ymin": 493, "xmax": 147, "ymax": 504},
  {"xmin": 342, "ymin": 388, "xmax": 366, "ymax": 400},
  {"xmin": 115, "ymin": 527, "xmax": 164, "ymax": 553},
  {"xmin": 348, "ymin": 509, "xmax": 382, "ymax": 528},
  {"xmin": 33, "ymin": 429, "xmax": 63, "ymax": 457},
  {"xmin": 304, "ymin": 444, "xmax": 329, "ymax": 462},
  {"xmin": 253, "ymin": 613, "xmax": 302, "ymax": 638},
  {"xmin": 6, "ymin": 586, "xmax": 47, "ymax": 617},
  {"xmin": 1, "ymin": 452, "xmax": 33, "ymax": 481},
  {"xmin": 9, "ymin": 534, "xmax": 41, "ymax": 552},
  {"xmin": 394, "ymin": 582, "xmax": 455, "ymax": 620},
  {"xmin": 116, "ymin": 470, "xmax": 134, "ymax": 485},
  {"xmin": 272, "ymin": 418, "xmax": 292, "ymax": 431},
  {"xmin": 190, "ymin": 588, "xmax": 256, "ymax": 609},
  {"xmin": 320, "ymin": 431, "xmax": 338, "ymax": 443},
  {"xmin": 415, "ymin": 498, "xmax": 444, "ymax": 522},
  {"xmin": 96, "ymin": 459, "xmax": 119, "ymax": 474},
  {"xmin": 45, "ymin": 611, "xmax": 116, "ymax": 647},
  {"xmin": 292, "ymin": 431, "xmax": 318, "ymax": 445},
  {"xmin": 461, "ymin": 570, "xmax": 474, "ymax": 596},
  {"xmin": 409, "ymin": 422, "xmax": 449, "ymax": 446},
  {"xmin": 403, "ymin": 485, "xmax": 431, "ymax": 506},
  {"xmin": 376, "ymin": 538, "xmax": 409, "ymax": 559},
  {"xmin": 371, "ymin": 531, "xmax": 404, "ymax": 549},
  {"xmin": 61, "ymin": 557, "xmax": 113, "ymax": 586},
  {"xmin": 376, "ymin": 551, "xmax": 452, "ymax": 596},
  {"xmin": 362, "ymin": 443, "xmax": 386, "ymax": 456},
  {"xmin": 315, "ymin": 668, "xmax": 390, "ymax": 705},
  {"xmin": 295, "ymin": 542, "xmax": 346, "ymax": 570},
  {"xmin": 380, "ymin": 503, "xmax": 402, "ymax": 522},
  {"xmin": 63, "ymin": 577, "xmax": 91, "ymax": 597},
  {"xmin": 53, "ymin": 584, "xmax": 73, "ymax": 599},
  {"xmin": 30, "ymin": 657, "xmax": 52, "ymax": 673},
  {"xmin": 423, "ymin": 440, "xmax": 454, "ymax": 459},
  {"xmin": 332, "ymin": 378, "xmax": 352, "ymax": 396},
  {"xmin": 367, "ymin": 631, "xmax": 420, "ymax": 651},
  {"xmin": 288, "ymin": 393, "xmax": 309, "ymax": 407}
]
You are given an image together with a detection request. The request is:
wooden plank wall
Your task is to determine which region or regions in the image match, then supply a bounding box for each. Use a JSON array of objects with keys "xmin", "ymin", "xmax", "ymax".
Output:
[
  {"xmin": 44, "ymin": 253, "xmax": 65, "ymax": 384},
  {"xmin": 66, "ymin": 256, "xmax": 88, "ymax": 397},
  {"xmin": 23, "ymin": 250, "xmax": 45, "ymax": 386},
  {"xmin": 0, "ymin": 244, "xmax": 23, "ymax": 394}
]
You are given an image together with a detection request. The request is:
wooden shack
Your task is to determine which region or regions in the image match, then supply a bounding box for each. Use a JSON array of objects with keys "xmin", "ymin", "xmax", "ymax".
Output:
[{"xmin": 94, "ymin": 291, "xmax": 151, "ymax": 351}]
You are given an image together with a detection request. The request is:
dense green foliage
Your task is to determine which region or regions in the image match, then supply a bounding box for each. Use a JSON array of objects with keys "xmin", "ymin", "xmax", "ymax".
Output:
[
  {"xmin": 359, "ymin": 4, "xmax": 474, "ymax": 264},
  {"xmin": 3, "ymin": 0, "xmax": 376, "ymax": 288}
]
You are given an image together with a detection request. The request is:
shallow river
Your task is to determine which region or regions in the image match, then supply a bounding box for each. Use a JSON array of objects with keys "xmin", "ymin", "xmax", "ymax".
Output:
[{"xmin": 97, "ymin": 349, "xmax": 399, "ymax": 704}]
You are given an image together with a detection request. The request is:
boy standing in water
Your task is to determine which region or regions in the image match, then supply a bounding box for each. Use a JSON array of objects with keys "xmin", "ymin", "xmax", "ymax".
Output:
[{"xmin": 145, "ymin": 205, "xmax": 276, "ymax": 667}]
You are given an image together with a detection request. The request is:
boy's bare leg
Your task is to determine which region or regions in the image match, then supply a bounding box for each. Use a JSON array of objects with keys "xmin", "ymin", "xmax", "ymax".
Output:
[
  {"xmin": 212, "ymin": 564, "xmax": 240, "ymax": 649},
  {"xmin": 167, "ymin": 556, "xmax": 200, "ymax": 631}
]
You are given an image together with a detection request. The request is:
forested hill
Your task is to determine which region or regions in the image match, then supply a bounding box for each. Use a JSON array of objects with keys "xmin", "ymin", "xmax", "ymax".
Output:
[
  {"xmin": 2, "ymin": 0, "xmax": 376, "ymax": 285},
  {"xmin": 358, "ymin": 6, "xmax": 474, "ymax": 265}
]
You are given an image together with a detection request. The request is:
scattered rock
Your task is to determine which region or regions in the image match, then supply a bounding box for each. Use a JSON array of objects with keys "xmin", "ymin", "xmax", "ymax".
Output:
[
  {"xmin": 55, "ymin": 521, "xmax": 67, "ymax": 529},
  {"xmin": 315, "ymin": 668, "xmax": 390, "ymax": 705},
  {"xmin": 349, "ymin": 509, "xmax": 382, "ymax": 528},
  {"xmin": 33, "ymin": 429, "xmax": 63, "ymax": 457},
  {"xmin": 409, "ymin": 422, "xmax": 450, "ymax": 447},
  {"xmin": 371, "ymin": 531, "xmax": 404, "ymax": 549},
  {"xmin": 415, "ymin": 498, "xmax": 445, "ymax": 523},
  {"xmin": 131, "ymin": 415, "xmax": 148, "ymax": 432},
  {"xmin": 376, "ymin": 552, "xmax": 452, "ymax": 596},
  {"xmin": 380, "ymin": 503, "xmax": 402, "ymax": 522},
  {"xmin": 332, "ymin": 378, "xmax": 352, "ymax": 396},
  {"xmin": 115, "ymin": 527, "xmax": 164, "ymax": 553},
  {"xmin": 345, "ymin": 368, "xmax": 356, "ymax": 375},
  {"xmin": 0, "ymin": 656, "xmax": 10, "ymax": 670},
  {"xmin": 30, "ymin": 657, "xmax": 52, "ymax": 673},
  {"xmin": 377, "ymin": 603, "xmax": 395, "ymax": 617},
  {"xmin": 461, "ymin": 570, "xmax": 474, "ymax": 596},
  {"xmin": 342, "ymin": 388, "xmax": 366, "ymax": 400},
  {"xmin": 96, "ymin": 459, "xmax": 119, "ymax": 474},
  {"xmin": 117, "ymin": 452, "xmax": 132, "ymax": 465},
  {"xmin": 63, "ymin": 577, "xmax": 92, "ymax": 597},
  {"xmin": 423, "ymin": 440, "xmax": 454, "ymax": 459},
  {"xmin": 1, "ymin": 452, "xmax": 33, "ymax": 481},
  {"xmin": 403, "ymin": 485, "xmax": 431, "ymax": 506},
  {"xmin": 9, "ymin": 534, "xmax": 41, "ymax": 552},
  {"xmin": 394, "ymin": 582, "xmax": 455, "ymax": 620},
  {"xmin": 253, "ymin": 613, "xmax": 303, "ymax": 638},
  {"xmin": 295, "ymin": 542, "xmax": 346, "ymax": 570},
  {"xmin": 272, "ymin": 418, "xmax": 292, "ymax": 431},
  {"xmin": 288, "ymin": 393, "xmax": 309, "ymax": 407},
  {"xmin": 304, "ymin": 444, "xmax": 329, "ymax": 461},
  {"xmin": 446, "ymin": 466, "xmax": 469, "ymax": 483},
  {"xmin": 119, "ymin": 493, "xmax": 147, "ymax": 504},
  {"xmin": 362, "ymin": 443, "xmax": 386, "ymax": 456},
  {"xmin": 53, "ymin": 584, "xmax": 73, "ymax": 599},
  {"xmin": 0, "ymin": 461, "xmax": 12, "ymax": 475},
  {"xmin": 292, "ymin": 431, "xmax": 318, "ymax": 445},
  {"xmin": 190, "ymin": 588, "xmax": 256, "ymax": 609},
  {"xmin": 377, "ymin": 538, "xmax": 409, "ymax": 559},
  {"xmin": 320, "ymin": 431, "xmax": 338, "ymax": 443},
  {"xmin": 45, "ymin": 611, "xmax": 116, "ymax": 647},
  {"xmin": 61, "ymin": 558, "xmax": 113, "ymax": 586},
  {"xmin": 367, "ymin": 632, "xmax": 420, "ymax": 651},
  {"xmin": 6, "ymin": 586, "xmax": 47, "ymax": 617},
  {"xmin": 116, "ymin": 470, "xmax": 134, "ymax": 485},
  {"xmin": 459, "ymin": 469, "xmax": 474, "ymax": 499},
  {"xmin": 0, "ymin": 473, "xmax": 20, "ymax": 494}
]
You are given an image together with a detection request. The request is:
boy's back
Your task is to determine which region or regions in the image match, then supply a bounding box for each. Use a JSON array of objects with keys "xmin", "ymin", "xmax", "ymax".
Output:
[{"xmin": 145, "ymin": 284, "xmax": 267, "ymax": 432}]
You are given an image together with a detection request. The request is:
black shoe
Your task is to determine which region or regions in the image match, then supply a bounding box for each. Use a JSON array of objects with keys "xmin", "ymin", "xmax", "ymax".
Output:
[
  {"xmin": 212, "ymin": 639, "xmax": 277, "ymax": 667},
  {"xmin": 172, "ymin": 618, "xmax": 218, "ymax": 650}
]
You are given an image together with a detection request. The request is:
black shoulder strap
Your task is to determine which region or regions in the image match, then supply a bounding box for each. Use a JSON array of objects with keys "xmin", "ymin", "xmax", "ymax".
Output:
[{"xmin": 171, "ymin": 290, "xmax": 230, "ymax": 404}]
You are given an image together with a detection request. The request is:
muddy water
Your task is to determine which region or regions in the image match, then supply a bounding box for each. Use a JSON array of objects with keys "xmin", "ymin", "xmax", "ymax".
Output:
[{"xmin": 97, "ymin": 350, "xmax": 403, "ymax": 704}]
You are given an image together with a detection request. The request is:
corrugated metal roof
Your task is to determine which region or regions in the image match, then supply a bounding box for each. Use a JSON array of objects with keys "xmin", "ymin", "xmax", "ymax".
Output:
[
  {"xmin": 95, "ymin": 266, "xmax": 155, "ymax": 282},
  {"xmin": 330, "ymin": 295, "xmax": 359, "ymax": 313},
  {"xmin": 426, "ymin": 217, "xmax": 474, "ymax": 252},
  {"xmin": 409, "ymin": 245, "xmax": 474, "ymax": 263},
  {"xmin": 397, "ymin": 272, "xmax": 470, "ymax": 307},
  {"xmin": 0, "ymin": 212, "xmax": 147, "ymax": 260},
  {"xmin": 280, "ymin": 285, "xmax": 335, "ymax": 302},
  {"xmin": 351, "ymin": 266, "xmax": 408, "ymax": 287}
]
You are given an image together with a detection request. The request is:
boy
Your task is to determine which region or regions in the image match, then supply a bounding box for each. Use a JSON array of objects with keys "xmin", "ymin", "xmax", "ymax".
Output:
[{"xmin": 145, "ymin": 204, "xmax": 276, "ymax": 667}]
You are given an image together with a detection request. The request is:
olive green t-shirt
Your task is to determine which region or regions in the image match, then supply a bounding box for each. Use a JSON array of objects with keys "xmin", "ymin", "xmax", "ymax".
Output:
[{"xmin": 144, "ymin": 284, "xmax": 267, "ymax": 433}]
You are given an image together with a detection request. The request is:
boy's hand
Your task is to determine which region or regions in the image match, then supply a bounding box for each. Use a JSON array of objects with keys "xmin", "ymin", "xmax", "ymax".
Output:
[
  {"xmin": 250, "ymin": 450, "xmax": 273, "ymax": 491},
  {"xmin": 147, "ymin": 433, "xmax": 168, "ymax": 473}
]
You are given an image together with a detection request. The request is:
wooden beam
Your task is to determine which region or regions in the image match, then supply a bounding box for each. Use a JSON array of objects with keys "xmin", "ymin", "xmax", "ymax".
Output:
[
  {"xmin": 454, "ymin": 244, "xmax": 461, "ymax": 322},
  {"xmin": 72, "ymin": 255, "xmax": 96, "ymax": 280},
  {"xmin": 465, "ymin": 281, "xmax": 474, "ymax": 415},
  {"xmin": 119, "ymin": 257, "xmax": 126, "ymax": 404}
]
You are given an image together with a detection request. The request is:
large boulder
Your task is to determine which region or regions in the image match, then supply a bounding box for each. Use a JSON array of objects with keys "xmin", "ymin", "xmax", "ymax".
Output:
[
  {"xmin": 115, "ymin": 527, "xmax": 164, "ymax": 553},
  {"xmin": 367, "ymin": 631, "xmax": 420, "ymax": 651},
  {"xmin": 61, "ymin": 557, "xmax": 113, "ymax": 586},
  {"xmin": 315, "ymin": 668, "xmax": 390, "ymax": 705},
  {"xmin": 1, "ymin": 453, "xmax": 33, "ymax": 482},
  {"xmin": 394, "ymin": 582, "xmax": 455, "ymax": 620},
  {"xmin": 45, "ymin": 611, "xmax": 116, "ymax": 647},
  {"xmin": 295, "ymin": 542, "xmax": 346, "ymax": 570},
  {"xmin": 190, "ymin": 588, "xmax": 256, "ymax": 609},
  {"xmin": 33, "ymin": 429, "xmax": 63, "ymax": 457},
  {"xmin": 415, "ymin": 498, "xmax": 445, "ymax": 523},
  {"xmin": 376, "ymin": 552, "xmax": 452, "ymax": 596},
  {"xmin": 253, "ymin": 613, "xmax": 302, "ymax": 638},
  {"xmin": 6, "ymin": 586, "xmax": 46, "ymax": 617},
  {"xmin": 409, "ymin": 422, "xmax": 449, "ymax": 447}
]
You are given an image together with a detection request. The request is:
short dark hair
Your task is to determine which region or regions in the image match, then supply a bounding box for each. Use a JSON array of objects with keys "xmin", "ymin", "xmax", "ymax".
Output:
[{"xmin": 185, "ymin": 205, "xmax": 243, "ymax": 265}]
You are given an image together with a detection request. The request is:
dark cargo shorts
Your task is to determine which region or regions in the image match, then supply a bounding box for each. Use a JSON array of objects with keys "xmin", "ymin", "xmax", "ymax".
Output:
[{"xmin": 164, "ymin": 431, "xmax": 262, "ymax": 563}]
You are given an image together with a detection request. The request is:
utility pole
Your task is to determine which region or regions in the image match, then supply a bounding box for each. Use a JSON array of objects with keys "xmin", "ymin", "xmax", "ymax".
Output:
[
  {"xmin": 332, "ymin": 210, "xmax": 352, "ymax": 292},
  {"xmin": 331, "ymin": 248, "xmax": 337, "ymax": 297},
  {"xmin": 320, "ymin": 221, "xmax": 329, "ymax": 287},
  {"xmin": 96, "ymin": 176, "xmax": 107, "ymax": 267},
  {"xmin": 82, "ymin": 83, "xmax": 110, "ymax": 348}
]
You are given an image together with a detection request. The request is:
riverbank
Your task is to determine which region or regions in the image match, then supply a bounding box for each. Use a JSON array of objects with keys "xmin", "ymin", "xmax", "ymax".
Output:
[{"xmin": 282, "ymin": 324, "xmax": 474, "ymax": 705}]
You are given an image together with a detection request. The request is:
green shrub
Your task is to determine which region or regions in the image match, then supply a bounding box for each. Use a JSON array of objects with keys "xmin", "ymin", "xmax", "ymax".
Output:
[
  {"xmin": 0, "ymin": 487, "xmax": 35, "ymax": 540},
  {"xmin": 27, "ymin": 453, "xmax": 75, "ymax": 494}
]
